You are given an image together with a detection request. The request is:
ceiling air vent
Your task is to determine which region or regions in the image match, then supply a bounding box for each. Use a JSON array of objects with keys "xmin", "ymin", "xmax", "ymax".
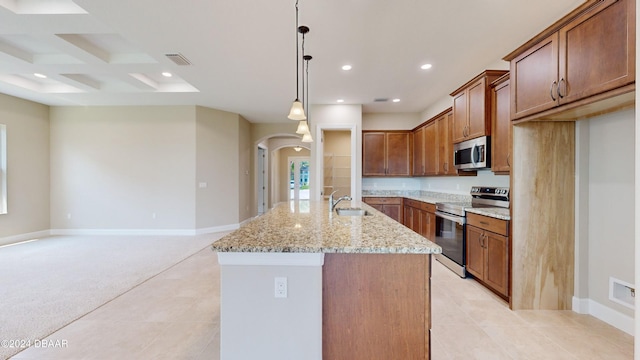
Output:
[
  {"xmin": 373, "ymin": 98, "xmax": 389, "ymax": 102},
  {"xmin": 165, "ymin": 53, "xmax": 192, "ymax": 66}
]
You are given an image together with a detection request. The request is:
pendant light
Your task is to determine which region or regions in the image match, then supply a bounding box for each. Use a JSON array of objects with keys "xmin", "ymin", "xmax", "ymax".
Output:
[
  {"xmin": 287, "ymin": 1, "xmax": 306, "ymax": 120},
  {"xmin": 295, "ymin": 120, "xmax": 310, "ymax": 134}
]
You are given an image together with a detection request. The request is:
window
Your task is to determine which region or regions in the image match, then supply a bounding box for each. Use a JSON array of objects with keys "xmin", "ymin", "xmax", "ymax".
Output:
[{"xmin": 0, "ymin": 124, "xmax": 6, "ymax": 214}]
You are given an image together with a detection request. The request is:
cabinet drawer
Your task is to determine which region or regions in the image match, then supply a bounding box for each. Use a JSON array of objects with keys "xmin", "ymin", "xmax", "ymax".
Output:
[
  {"xmin": 466, "ymin": 213, "xmax": 508, "ymax": 236},
  {"xmin": 363, "ymin": 197, "xmax": 403, "ymax": 205},
  {"xmin": 404, "ymin": 199, "xmax": 422, "ymax": 208},
  {"xmin": 421, "ymin": 202, "xmax": 435, "ymax": 213}
]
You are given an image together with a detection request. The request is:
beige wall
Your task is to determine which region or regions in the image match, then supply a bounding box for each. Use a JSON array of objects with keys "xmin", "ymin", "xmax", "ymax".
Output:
[
  {"xmin": 238, "ymin": 115, "xmax": 252, "ymax": 222},
  {"xmin": 50, "ymin": 106, "xmax": 197, "ymax": 232},
  {"xmin": 0, "ymin": 93, "xmax": 50, "ymax": 242},
  {"xmin": 196, "ymin": 106, "xmax": 250, "ymax": 230},
  {"xmin": 585, "ymin": 109, "xmax": 635, "ymax": 318},
  {"xmin": 362, "ymin": 113, "xmax": 421, "ymax": 130},
  {"xmin": 310, "ymin": 104, "xmax": 363, "ymax": 202}
]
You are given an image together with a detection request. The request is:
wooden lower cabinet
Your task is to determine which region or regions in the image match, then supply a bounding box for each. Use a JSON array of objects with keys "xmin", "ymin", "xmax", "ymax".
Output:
[
  {"xmin": 363, "ymin": 197, "xmax": 403, "ymax": 222},
  {"xmin": 323, "ymin": 253, "xmax": 431, "ymax": 359},
  {"xmin": 465, "ymin": 213, "xmax": 510, "ymax": 299},
  {"xmin": 403, "ymin": 199, "xmax": 436, "ymax": 241}
]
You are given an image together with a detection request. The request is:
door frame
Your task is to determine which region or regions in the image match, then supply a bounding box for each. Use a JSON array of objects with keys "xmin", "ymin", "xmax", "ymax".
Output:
[{"xmin": 313, "ymin": 124, "xmax": 359, "ymax": 202}]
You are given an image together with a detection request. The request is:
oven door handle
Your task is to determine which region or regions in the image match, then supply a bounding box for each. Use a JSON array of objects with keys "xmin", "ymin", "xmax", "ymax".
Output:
[{"xmin": 435, "ymin": 211, "xmax": 466, "ymax": 225}]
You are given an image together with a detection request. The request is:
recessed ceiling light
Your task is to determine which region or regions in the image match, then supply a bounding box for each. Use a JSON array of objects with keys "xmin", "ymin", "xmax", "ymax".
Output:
[
  {"xmin": 420, "ymin": 63, "xmax": 432, "ymax": 70},
  {"xmin": 337, "ymin": 99, "xmax": 344, "ymax": 103},
  {"xmin": 341, "ymin": 65, "xmax": 352, "ymax": 71},
  {"xmin": 392, "ymin": 98, "xmax": 401, "ymax": 103},
  {"xmin": 34, "ymin": 73, "xmax": 47, "ymax": 79},
  {"xmin": 162, "ymin": 72, "xmax": 172, "ymax": 77}
]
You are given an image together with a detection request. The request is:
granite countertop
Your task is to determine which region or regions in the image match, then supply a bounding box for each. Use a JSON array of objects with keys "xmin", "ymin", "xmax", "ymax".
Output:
[
  {"xmin": 464, "ymin": 207, "xmax": 510, "ymax": 220},
  {"xmin": 211, "ymin": 201, "xmax": 442, "ymax": 254},
  {"xmin": 363, "ymin": 191, "xmax": 511, "ymax": 220}
]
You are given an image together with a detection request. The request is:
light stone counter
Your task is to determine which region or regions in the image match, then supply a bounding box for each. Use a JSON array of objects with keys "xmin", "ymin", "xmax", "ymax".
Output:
[
  {"xmin": 464, "ymin": 206, "xmax": 511, "ymax": 220},
  {"xmin": 211, "ymin": 200, "xmax": 441, "ymax": 254}
]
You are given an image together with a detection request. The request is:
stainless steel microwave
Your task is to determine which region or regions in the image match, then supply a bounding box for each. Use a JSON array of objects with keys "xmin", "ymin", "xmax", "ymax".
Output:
[{"xmin": 453, "ymin": 136, "xmax": 490, "ymax": 170}]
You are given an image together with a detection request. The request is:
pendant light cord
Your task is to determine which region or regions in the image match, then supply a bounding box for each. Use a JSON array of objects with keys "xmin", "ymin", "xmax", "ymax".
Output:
[
  {"xmin": 295, "ymin": 0, "xmax": 300, "ymax": 101},
  {"xmin": 301, "ymin": 29, "xmax": 306, "ymax": 114},
  {"xmin": 305, "ymin": 53, "xmax": 310, "ymax": 127}
]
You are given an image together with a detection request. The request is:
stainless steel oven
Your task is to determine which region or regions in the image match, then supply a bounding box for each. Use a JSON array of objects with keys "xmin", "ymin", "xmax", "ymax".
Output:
[
  {"xmin": 434, "ymin": 186, "xmax": 510, "ymax": 278},
  {"xmin": 434, "ymin": 202, "xmax": 467, "ymax": 278}
]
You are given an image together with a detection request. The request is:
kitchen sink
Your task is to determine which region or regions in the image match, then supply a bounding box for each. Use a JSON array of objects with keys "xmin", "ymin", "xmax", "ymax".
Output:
[{"xmin": 335, "ymin": 208, "xmax": 372, "ymax": 216}]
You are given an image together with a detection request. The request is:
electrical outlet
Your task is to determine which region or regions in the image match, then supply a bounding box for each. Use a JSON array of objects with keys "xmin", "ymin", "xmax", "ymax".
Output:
[{"xmin": 274, "ymin": 277, "xmax": 287, "ymax": 298}]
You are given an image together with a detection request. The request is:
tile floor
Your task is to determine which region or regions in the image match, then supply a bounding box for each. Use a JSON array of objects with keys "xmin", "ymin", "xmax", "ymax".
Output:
[{"xmin": 11, "ymin": 249, "xmax": 634, "ymax": 359}]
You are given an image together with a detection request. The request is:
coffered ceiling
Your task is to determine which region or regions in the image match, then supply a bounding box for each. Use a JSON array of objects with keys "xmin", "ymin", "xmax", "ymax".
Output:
[{"xmin": 0, "ymin": 0, "xmax": 584, "ymax": 123}]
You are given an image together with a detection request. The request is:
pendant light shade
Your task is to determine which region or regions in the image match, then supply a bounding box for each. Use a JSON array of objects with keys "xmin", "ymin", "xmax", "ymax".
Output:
[
  {"xmin": 288, "ymin": 100, "xmax": 306, "ymax": 120},
  {"xmin": 295, "ymin": 120, "xmax": 310, "ymax": 134},
  {"xmin": 301, "ymin": 131, "xmax": 313, "ymax": 143}
]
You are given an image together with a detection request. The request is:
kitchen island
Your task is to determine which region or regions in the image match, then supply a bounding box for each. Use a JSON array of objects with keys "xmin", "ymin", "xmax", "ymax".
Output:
[{"xmin": 211, "ymin": 200, "xmax": 441, "ymax": 360}]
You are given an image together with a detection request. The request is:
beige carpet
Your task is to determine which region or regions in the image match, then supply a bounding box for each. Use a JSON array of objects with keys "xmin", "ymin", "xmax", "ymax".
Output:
[{"xmin": 0, "ymin": 233, "xmax": 227, "ymax": 360}]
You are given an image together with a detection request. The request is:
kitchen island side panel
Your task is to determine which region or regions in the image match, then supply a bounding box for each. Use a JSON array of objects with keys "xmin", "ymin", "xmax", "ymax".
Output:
[{"xmin": 323, "ymin": 253, "xmax": 431, "ymax": 359}]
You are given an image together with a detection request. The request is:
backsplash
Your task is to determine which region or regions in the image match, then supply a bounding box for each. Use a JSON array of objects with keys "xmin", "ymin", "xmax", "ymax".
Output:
[
  {"xmin": 362, "ymin": 170, "xmax": 510, "ymax": 196},
  {"xmin": 362, "ymin": 189, "xmax": 472, "ymax": 202}
]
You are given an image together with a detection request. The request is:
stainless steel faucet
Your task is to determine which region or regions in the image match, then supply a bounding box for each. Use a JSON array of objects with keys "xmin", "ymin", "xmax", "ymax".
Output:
[{"xmin": 329, "ymin": 190, "xmax": 352, "ymax": 213}]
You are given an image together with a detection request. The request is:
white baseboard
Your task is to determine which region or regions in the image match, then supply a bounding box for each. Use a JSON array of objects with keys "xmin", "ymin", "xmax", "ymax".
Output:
[
  {"xmin": 1, "ymin": 224, "xmax": 243, "ymax": 246},
  {"xmin": 572, "ymin": 296, "xmax": 635, "ymax": 335},
  {"xmin": 195, "ymin": 224, "xmax": 240, "ymax": 235},
  {"xmin": 0, "ymin": 230, "xmax": 51, "ymax": 247},
  {"xmin": 50, "ymin": 228, "xmax": 198, "ymax": 236}
]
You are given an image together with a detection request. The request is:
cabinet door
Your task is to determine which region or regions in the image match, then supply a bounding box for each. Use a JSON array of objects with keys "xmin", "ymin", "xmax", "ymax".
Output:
[
  {"xmin": 511, "ymin": 33, "xmax": 559, "ymax": 120},
  {"xmin": 484, "ymin": 232, "xmax": 509, "ymax": 297},
  {"xmin": 465, "ymin": 225, "xmax": 485, "ymax": 279},
  {"xmin": 386, "ymin": 132, "xmax": 411, "ymax": 176},
  {"xmin": 426, "ymin": 211, "xmax": 436, "ymax": 241},
  {"xmin": 383, "ymin": 204, "xmax": 403, "ymax": 223},
  {"xmin": 363, "ymin": 132, "xmax": 386, "ymax": 176},
  {"xmin": 452, "ymin": 91, "xmax": 467, "ymax": 143},
  {"xmin": 436, "ymin": 113, "xmax": 454, "ymax": 175},
  {"xmin": 492, "ymin": 77, "xmax": 511, "ymax": 173},
  {"xmin": 424, "ymin": 121, "xmax": 438, "ymax": 175},
  {"xmin": 415, "ymin": 209, "xmax": 426, "ymax": 238},
  {"xmin": 466, "ymin": 77, "xmax": 488, "ymax": 139},
  {"xmin": 403, "ymin": 205, "xmax": 414, "ymax": 229},
  {"xmin": 559, "ymin": 0, "xmax": 635, "ymax": 105},
  {"xmin": 369, "ymin": 203, "xmax": 384, "ymax": 212},
  {"xmin": 413, "ymin": 127, "xmax": 425, "ymax": 176}
]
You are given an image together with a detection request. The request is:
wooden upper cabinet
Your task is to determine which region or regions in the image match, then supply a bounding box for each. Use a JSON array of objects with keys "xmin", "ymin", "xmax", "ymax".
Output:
[
  {"xmin": 362, "ymin": 132, "xmax": 386, "ymax": 176},
  {"xmin": 451, "ymin": 70, "xmax": 508, "ymax": 144},
  {"xmin": 510, "ymin": 34, "xmax": 559, "ymax": 119},
  {"xmin": 424, "ymin": 121, "xmax": 438, "ymax": 175},
  {"xmin": 507, "ymin": 0, "xmax": 635, "ymax": 121},
  {"xmin": 413, "ymin": 127, "xmax": 425, "ymax": 176},
  {"xmin": 491, "ymin": 74, "xmax": 511, "ymax": 174},
  {"xmin": 559, "ymin": 0, "xmax": 635, "ymax": 104},
  {"xmin": 363, "ymin": 131, "xmax": 411, "ymax": 177},
  {"xmin": 437, "ymin": 111, "xmax": 456, "ymax": 175},
  {"xmin": 386, "ymin": 132, "xmax": 411, "ymax": 176},
  {"xmin": 452, "ymin": 92, "xmax": 467, "ymax": 143}
]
